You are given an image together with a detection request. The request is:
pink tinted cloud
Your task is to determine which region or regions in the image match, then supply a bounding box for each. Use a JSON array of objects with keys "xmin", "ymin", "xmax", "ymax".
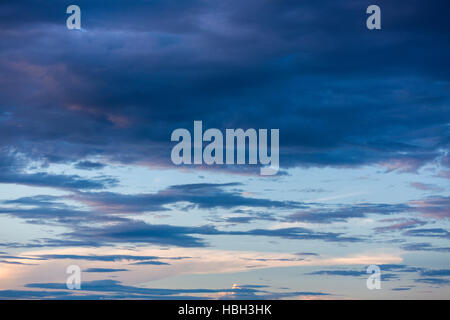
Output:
[
  {"xmin": 374, "ymin": 218, "xmax": 427, "ymax": 233},
  {"xmin": 436, "ymin": 170, "xmax": 450, "ymax": 179},
  {"xmin": 410, "ymin": 196, "xmax": 450, "ymax": 219},
  {"xmin": 409, "ymin": 182, "xmax": 444, "ymax": 192}
]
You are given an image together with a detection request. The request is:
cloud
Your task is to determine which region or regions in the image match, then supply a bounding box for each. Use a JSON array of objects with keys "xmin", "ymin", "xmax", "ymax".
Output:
[
  {"xmin": 415, "ymin": 278, "xmax": 450, "ymax": 286},
  {"xmin": 62, "ymin": 219, "xmax": 364, "ymax": 248},
  {"xmin": 74, "ymin": 161, "xmax": 106, "ymax": 170},
  {"xmin": 69, "ymin": 183, "xmax": 303, "ymax": 214},
  {"xmin": 64, "ymin": 221, "xmax": 212, "ymax": 247},
  {"xmin": 307, "ymin": 269, "xmax": 399, "ymax": 281},
  {"xmin": 0, "ymin": 206, "xmax": 93, "ymax": 223},
  {"xmin": 409, "ymin": 182, "xmax": 444, "ymax": 192},
  {"xmin": 21, "ymin": 279, "xmax": 328, "ymax": 300},
  {"xmin": 403, "ymin": 228, "xmax": 450, "ymax": 239},
  {"xmin": 410, "ymin": 196, "xmax": 450, "ymax": 219},
  {"xmin": 0, "ymin": 260, "xmax": 37, "ymax": 265},
  {"xmin": 420, "ymin": 269, "xmax": 450, "ymax": 277},
  {"xmin": 228, "ymin": 227, "xmax": 362, "ymax": 242},
  {"xmin": 295, "ymin": 252, "xmax": 319, "ymax": 257},
  {"xmin": 1, "ymin": 184, "xmax": 444, "ymax": 252},
  {"xmin": 0, "ymin": 290, "xmax": 73, "ymax": 299},
  {"xmin": 374, "ymin": 218, "xmax": 427, "ymax": 233},
  {"xmin": 0, "ymin": 182, "xmax": 297, "ymax": 227},
  {"xmin": 286, "ymin": 196, "xmax": 450, "ymax": 225},
  {"xmin": 130, "ymin": 261, "xmax": 170, "ymax": 266},
  {"xmin": 0, "ymin": 168, "xmax": 117, "ymax": 191},
  {"xmin": 0, "ymin": 195, "xmax": 128, "ymax": 225},
  {"xmin": 401, "ymin": 242, "xmax": 450, "ymax": 253},
  {"xmin": 84, "ymin": 268, "xmax": 129, "ymax": 273},
  {"xmin": 0, "ymin": 151, "xmax": 116, "ymax": 190},
  {"xmin": 307, "ymin": 270, "xmax": 366, "ymax": 277},
  {"xmin": 376, "ymin": 264, "xmax": 423, "ymax": 273},
  {"xmin": 216, "ymin": 211, "xmax": 278, "ymax": 225},
  {"xmin": 0, "ymin": 253, "xmax": 41, "ymax": 265},
  {"xmin": 391, "ymin": 287, "xmax": 413, "ymax": 291},
  {"xmin": 0, "ymin": 239, "xmax": 103, "ymax": 249},
  {"xmin": 0, "ymin": 0, "xmax": 449, "ymax": 299},
  {"xmin": 436, "ymin": 170, "xmax": 450, "ymax": 179},
  {"xmin": 0, "ymin": 1, "xmax": 448, "ymax": 175},
  {"xmin": 307, "ymin": 264, "xmax": 425, "ymax": 282},
  {"xmin": 286, "ymin": 203, "xmax": 409, "ymax": 224},
  {"xmin": 0, "ymin": 246, "xmax": 403, "ymax": 296},
  {"xmin": 33, "ymin": 253, "xmax": 186, "ymax": 263}
]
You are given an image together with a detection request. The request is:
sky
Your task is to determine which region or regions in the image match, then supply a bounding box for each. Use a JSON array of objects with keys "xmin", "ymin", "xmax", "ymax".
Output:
[{"xmin": 0, "ymin": 0, "xmax": 449, "ymax": 299}]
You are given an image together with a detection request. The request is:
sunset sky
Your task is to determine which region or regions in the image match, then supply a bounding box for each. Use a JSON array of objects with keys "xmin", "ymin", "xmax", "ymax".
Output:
[{"xmin": 0, "ymin": 0, "xmax": 449, "ymax": 299}]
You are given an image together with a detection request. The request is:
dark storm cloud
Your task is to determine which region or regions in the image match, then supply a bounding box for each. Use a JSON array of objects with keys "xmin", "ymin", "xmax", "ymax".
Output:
[{"xmin": 0, "ymin": 0, "xmax": 448, "ymax": 174}]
